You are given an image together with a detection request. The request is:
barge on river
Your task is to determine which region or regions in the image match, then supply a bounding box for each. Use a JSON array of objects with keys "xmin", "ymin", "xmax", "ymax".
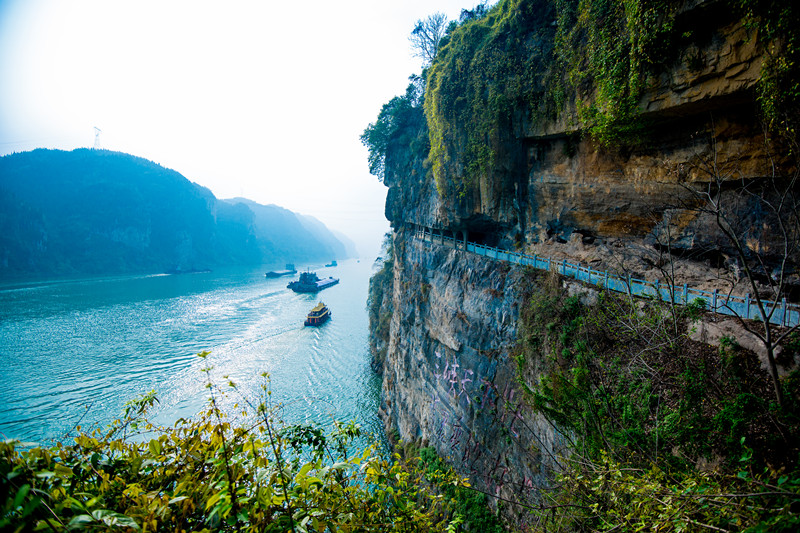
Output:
[
  {"xmin": 304, "ymin": 302, "xmax": 331, "ymax": 326},
  {"xmin": 266, "ymin": 263, "xmax": 297, "ymax": 278},
  {"xmin": 287, "ymin": 270, "xmax": 339, "ymax": 293}
]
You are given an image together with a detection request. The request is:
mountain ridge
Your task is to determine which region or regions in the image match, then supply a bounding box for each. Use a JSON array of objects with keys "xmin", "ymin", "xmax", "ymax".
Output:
[{"xmin": 0, "ymin": 148, "xmax": 348, "ymax": 280}]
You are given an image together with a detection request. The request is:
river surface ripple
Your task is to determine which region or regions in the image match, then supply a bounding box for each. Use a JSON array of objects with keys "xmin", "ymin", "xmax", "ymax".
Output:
[{"xmin": 0, "ymin": 260, "xmax": 382, "ymax": 445}]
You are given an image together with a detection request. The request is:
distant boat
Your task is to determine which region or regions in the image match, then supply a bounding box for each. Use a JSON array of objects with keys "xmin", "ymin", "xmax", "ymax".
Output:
[
  {"xmin": 304, "ymin": 302, "xmax": 331, "ymax": 326},
  {"xmin": 325, "ymin": 260, "xmax": 338, "ymax": 267},
  {"xmin": 287, "ymin": 270, "xmax": 339, "ymax": 293},
  {"xmin": 164, "ymin": 267, "xmax": 212, "ymax": 275},
  {"xmin": 266, "ymin": 263, "xmax": 297, "ymax": 278}
]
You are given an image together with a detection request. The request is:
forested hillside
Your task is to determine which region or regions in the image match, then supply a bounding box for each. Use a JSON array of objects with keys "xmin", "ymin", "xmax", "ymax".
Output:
[{"xmin": 0, "ymin": 149, "xmax": 346, "ymax": 279}]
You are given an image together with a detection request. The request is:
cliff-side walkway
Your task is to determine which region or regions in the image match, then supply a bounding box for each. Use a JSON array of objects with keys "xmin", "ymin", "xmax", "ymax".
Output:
[{"xmin": 408, "ymin": 224, "xmax": 799, "ymax": 328}]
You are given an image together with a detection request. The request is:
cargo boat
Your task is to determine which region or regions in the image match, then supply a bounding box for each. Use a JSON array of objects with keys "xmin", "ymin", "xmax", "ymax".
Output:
[
  {"xmin": 287, "ymin": 270, "xmax": 339, "ymax": 293},
  {"xmin": 304, "ymin": 302, "xmax": 331, "ymax": 326},
  {"xmin": 266, "ymin": 263, "xmax": 297, "ymax": 278}
]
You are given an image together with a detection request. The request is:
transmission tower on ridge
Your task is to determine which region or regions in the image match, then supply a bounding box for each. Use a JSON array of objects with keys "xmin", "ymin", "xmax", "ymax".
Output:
[{"xmin": 93, "ymin": 126, "xmax": 102, "ymax": 149}]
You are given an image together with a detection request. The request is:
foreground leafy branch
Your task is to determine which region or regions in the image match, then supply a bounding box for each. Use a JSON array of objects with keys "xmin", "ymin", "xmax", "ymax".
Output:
[{"xmin": 1, "ymin": 357, "xmax": 469, "ymax": 532}]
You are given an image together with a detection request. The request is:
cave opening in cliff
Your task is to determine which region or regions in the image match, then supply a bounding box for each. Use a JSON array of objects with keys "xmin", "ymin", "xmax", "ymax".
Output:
[
  {"xmin": 466, "ymin": 230, "xmax": 500, "ymax": 248},
  {"xmin": 462, "ymin": 215, "xmax": 504, "ymax": 248},
  {"xmin": 654, "ymin": 241, "xmax": 730, "ymax": 270}
]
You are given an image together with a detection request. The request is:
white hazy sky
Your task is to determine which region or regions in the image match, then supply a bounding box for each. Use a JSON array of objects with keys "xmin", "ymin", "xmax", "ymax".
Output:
[{"xmin": 0, "ymin": 0, "xmax": 481, "ymax": 258}]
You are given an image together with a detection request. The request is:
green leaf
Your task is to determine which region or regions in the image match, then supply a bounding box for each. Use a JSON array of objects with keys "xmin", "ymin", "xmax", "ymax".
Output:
[
  {"xmin": 13, "ymin": 484, "xmax": 31, "ymax": 509},
  {"xmin": 206, "ymin": 492, "xmax": 221, "ymax": 510},
  {"xmin": 92, "ymin": 509, "xmax": 141, "ymax": 530},
  {"xmin": 148, "ymin": 438, "xmax": 162, "ymax": 456},
  {"xmin": 54, "ymin": 464, "xmax": 73, "ymax": 478},
  {"xmin": 296, "ymin": 462, "xmax": 314, "ymax": 481},
  {"xmin": 67, "ymin": 514, "xmax": 95, "ymax": 529}
]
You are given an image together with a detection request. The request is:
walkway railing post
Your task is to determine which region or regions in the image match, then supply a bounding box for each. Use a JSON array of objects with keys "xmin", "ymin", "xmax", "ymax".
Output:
[
  {"xmin": 562, "ymin": 259, "xmax": 567, "ymax": 276},
  {"xmin": 745, "ymin": 293, "xmax": 751, "ymax": 319},
  {"xmin": 783, "ymin": 298, "xmax": 788, "ymax": 326},
  {"xmin": 712, "ymin": 289, "xmax": 718, "ymax": 312},
  {"xmin": 655, "ymin": 279, "xmax": 660, "ymax": 300},
  {"xmin": 683, "ymin": 284, "xmax": 688, "ymax": 305}
]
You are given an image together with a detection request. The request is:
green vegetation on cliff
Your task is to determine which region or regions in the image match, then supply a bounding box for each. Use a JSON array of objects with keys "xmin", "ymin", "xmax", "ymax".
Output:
[
  {"xmin": 364, "ymin": 0, "xmax": 799, "ymax": 198},
  {"xmin": 738, "ymin": 0, "xmax": 800, "ymax": 141},
  {"xmin": 425, "ymin": 0, "xmax": 555, "ymax": 196},
  {"xmin": 516, "ymin": 271, "xmax": 800, "ymax": 531},
  {"xmin": 549, "ymin": 0, "xmax": 677, "ymax": 145},
  {"xmin": 360, "ymin": 81, "xmax": 428, "ymax": 185}
]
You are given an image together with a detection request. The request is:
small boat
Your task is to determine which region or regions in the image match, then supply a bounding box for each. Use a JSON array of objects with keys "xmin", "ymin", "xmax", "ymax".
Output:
[
  {"xmin": 287, "ymin": 270, "xmax": 339, "ymax": 293},
  {"xmin": 304, "ymin": 302, "xmax": 331, "ymax": 326},
  {"xmin": 325, "ymin": 260, "xmax": 338, "ymax": 267},
  {"xmin": 164, "ymin": 267, "xmax": 212, "ymax": 275},
  {"xmin": 266, "ymin": 263, "xmax": 297, "ymax": 278}
]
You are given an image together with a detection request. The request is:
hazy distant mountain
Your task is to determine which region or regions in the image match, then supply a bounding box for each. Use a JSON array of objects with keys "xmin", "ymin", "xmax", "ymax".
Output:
[
  {"xmin": 296, "ymin": 213, "xmax": 350, "ymax": 260},
  {"xmin": 0, "ymin": 149, "xmax": 349, "ymax": 279},
  {"xmin": 330, "ymin": 229, "xmax": 358, "ymax": 259},
  {"xmin": 223, "ymin": 198, "xmax": 347, "ymax": 265}
]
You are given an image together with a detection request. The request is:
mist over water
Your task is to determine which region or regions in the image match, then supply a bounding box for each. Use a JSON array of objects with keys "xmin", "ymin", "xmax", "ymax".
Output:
[{"xmin": 0, "ymin": 260, "xmax": 382, "ymax": 445}]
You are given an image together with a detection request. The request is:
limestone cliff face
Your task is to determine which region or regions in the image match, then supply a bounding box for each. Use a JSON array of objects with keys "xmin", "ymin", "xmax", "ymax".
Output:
[
  {"xmin": 378, "ymin": 227, "xmax": 566, "ymax": 510},
  {"xmin": 372, "ymin": 0, "xmax": 796, "ymax": 508}
]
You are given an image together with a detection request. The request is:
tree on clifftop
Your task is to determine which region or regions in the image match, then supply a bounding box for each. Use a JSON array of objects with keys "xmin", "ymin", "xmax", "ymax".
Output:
[
  {"xmin": 360, "ymin": 81, "xmax": 424, "ymax": 183},
  {"xmin": 409, "ymin": 12, "xmax": 448, "ymax": 66}
]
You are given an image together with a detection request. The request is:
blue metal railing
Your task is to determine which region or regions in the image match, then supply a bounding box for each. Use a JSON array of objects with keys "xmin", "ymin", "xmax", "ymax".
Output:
[{"xmin": 413, "ymin": 228, "xmax": 799, "ymax": 327}]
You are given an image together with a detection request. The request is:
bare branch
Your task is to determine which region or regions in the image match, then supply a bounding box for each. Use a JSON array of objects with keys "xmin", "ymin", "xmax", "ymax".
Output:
[{"xmin": 409, "ymin": 12, "xmax": 449, "ymax": 66}]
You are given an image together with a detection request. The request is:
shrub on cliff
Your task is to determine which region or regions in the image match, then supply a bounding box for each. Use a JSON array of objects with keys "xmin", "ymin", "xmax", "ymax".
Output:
[
  {"xmin": 516, "ymin": 271, "xmax": 800, "ymax": 531},
  {"xmin": 422, "ymin": 0, "xmax": 683, "ymax": 195},
  {"xmin": 1, "ymin": 355, "xmax": 469, "ymax": 532}
]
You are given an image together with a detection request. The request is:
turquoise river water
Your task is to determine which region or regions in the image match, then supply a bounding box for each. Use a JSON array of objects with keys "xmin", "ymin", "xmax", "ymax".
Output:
[{"xmin": 0, "ymin": 259, "xmax": 382, "ymax": 445}]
